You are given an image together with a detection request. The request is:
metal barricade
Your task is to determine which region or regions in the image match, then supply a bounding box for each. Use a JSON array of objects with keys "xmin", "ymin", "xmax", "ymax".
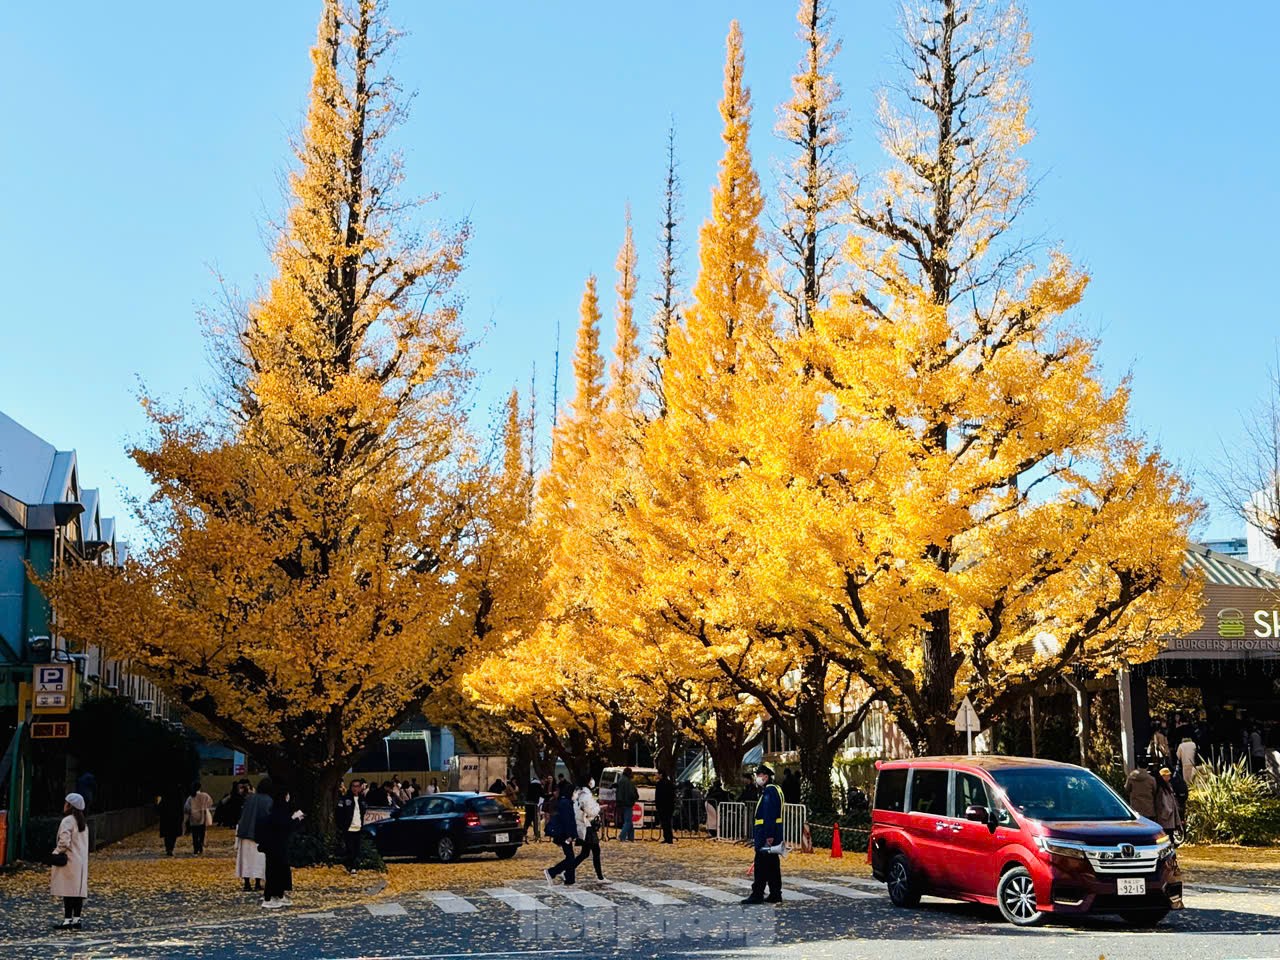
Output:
[
  {"xmin": 782, "ymin": 802, "xmax": 807, "ymax": 848},
  {"xmin": 715, "ymin": 801, "xmax": 749, "ymax": 842}
]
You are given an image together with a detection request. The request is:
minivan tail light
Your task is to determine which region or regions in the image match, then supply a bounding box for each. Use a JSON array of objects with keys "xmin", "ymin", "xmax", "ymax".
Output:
[{"xmin": 464, "ymin": 812, "xmax": 481, "ymax": 827}]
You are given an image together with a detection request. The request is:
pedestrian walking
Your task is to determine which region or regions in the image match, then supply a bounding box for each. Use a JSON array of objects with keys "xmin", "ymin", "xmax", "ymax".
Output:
[
  {"xmin": 571, "ymin": 779, "xmax": 605, "ymax": 882},
  {"xmin": 615, "ymin": 767, "xmax": 638, "ymax": 842},
  {"xmin": 236, "ymin": 778, "xmax": 272, "ymax": 892},
  {"xmin": 185, "ymin": 781, "xmax": 214, "ymax": 854},
  {"xmin": 1148, "ymin": 720, "xmax": 1171, "ymax": 766},
  {"xmin": 50, "ymin": 793, "xmax": 89, "ymax": 930},
  {"xmin": 544, "ymin": 782, "xmax": 579, "ymax": 887},
  {"xmin": 337, "ymin": 778, "xmax": 367, "ymax": 874},
  {"xmin": 742, "ymin": 764, "xmax": 784, "ymax": 904},
  {"xmin": 705, "ymin": 779, "xmax": 727, "ymax": 839},
  {"xmin": 157, "ymin": 783, "xmax": 185, "ymax": 856},
  {"xmin": 1176, "ymin": 736, "xmax": 1199, "ymax": 786},
  {"xmin": 655, "ymin": 771, "xmax": 676, "ymax": 844},
  {"xmin": 1124, "ymin": 764, "xmax": 1157, "ymax": 819},
  {"xmin": 259, "ymin": 784, "xmax": 304, "ymax": 908},
  {"xmin": 524, "ymin": 777, "xmax": 544, "ymax": 842},
  {"xmin": 1155, "ymin": 767, "xmax": 1182, "ymax": 837}
]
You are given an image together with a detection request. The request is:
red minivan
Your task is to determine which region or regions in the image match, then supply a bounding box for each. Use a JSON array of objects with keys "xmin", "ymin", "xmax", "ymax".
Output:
[{"xmin": 868, "ymin": 757, "xmax": 1182, "ymax": 926}]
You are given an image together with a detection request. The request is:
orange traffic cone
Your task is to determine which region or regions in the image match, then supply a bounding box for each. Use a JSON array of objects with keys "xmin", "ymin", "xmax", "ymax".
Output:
[{"xmin": 831, "ymin": 822, "xmax": 843, "ymax": 858}]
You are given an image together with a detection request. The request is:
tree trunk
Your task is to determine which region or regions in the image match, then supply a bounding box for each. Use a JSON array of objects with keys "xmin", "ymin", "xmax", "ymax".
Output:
[
  {"xmin": 711, "ymin": 709, "xmax": 747, "ymax": 791},
  {"xmin": 281, "ymin": 762, "xmax": 342, "ymax": 839},
  {"xmin": 1065, "ymin": 675, "xmax": 1090, "ymax": 765},
  {"xmin": 654, "ymin": 708, "xmax": 676, "ymax": 777},
  {"xmin": 795, "ymin": 653, "xmax": 835, "ymax": 814}
]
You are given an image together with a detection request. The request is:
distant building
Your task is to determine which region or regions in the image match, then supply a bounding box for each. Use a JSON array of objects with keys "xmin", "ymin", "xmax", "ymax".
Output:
[
  {"xmin": 0, "ymin": 410, "xmax": 169, "ymax": 720},
  {"xmin": 1202, "ymin": 536, "xmax": 1248, "ymax": 559}
]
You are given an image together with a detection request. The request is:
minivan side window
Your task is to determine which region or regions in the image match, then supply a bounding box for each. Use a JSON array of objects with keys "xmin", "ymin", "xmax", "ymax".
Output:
[
  {"xmin": 874, "ymin": 769, "xmax": 908, "ymax": 812},
  {"xmin": 909, "ymin": 769, "xmax": 949, "ymax": 816},
  {"xmin": 953, "ymin": 772, "xmax": 990, "ymax": 817}
]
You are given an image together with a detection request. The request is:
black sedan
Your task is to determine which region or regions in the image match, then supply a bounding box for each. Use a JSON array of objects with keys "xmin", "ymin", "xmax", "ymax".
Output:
[{"xmin": 363, "ymin": 791, "xmax": 523, "ymax": 862}]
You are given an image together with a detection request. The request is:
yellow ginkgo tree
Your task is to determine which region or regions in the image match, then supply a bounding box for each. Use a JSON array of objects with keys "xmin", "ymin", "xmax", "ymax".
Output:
[{"xmin": 45, "ymin": 0, "xmax": 488, "ymax": 834}]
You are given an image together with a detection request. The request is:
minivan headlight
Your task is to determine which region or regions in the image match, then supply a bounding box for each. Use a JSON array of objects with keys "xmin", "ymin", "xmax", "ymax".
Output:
[{"xmin": 1035, "ymin": 836, "xmax": 1087, "ymax": 859}]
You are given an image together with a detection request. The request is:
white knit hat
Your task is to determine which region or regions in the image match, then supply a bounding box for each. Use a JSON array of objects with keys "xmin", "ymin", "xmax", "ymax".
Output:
[{"xmin": 65, "ymin": 793, "xmax": 85, "ymax": 811}]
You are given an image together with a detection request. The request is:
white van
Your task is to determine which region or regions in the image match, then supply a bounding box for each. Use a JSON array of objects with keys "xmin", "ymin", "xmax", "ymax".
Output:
[{"xmin": 598, "ymin": 766, "xmax": 661, "ymax": 826}]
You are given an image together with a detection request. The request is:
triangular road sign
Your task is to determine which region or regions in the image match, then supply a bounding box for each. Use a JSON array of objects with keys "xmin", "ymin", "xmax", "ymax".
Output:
[{"xmin": 953, "ymin": 695, "xmax": 981, "ymax": 734}]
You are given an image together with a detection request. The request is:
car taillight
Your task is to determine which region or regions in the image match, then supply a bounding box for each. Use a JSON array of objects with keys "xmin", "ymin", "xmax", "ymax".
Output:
[{"xmin": 464, "ymin": 812, "xmax": 481, "ymax": 827}]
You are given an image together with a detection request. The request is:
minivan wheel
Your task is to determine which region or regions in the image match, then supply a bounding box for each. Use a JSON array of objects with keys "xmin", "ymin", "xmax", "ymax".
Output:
[
  {"xmin": 997, "ymin": 866, "xmax": 1044, "ymax": 926},
  {"xmin": 886, "ymin": 854, "xmax": 921, "ymax": 908},
  {"xmin": 436, "ymin": 835, "xmax": 458, "ymax": 863},
  {"xmin": 1120, "ymin": 908, "xmax": 1169, "ymax": 928}
]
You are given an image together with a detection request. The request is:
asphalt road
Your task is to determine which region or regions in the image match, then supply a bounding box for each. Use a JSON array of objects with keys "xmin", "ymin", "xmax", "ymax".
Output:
[{"xmin": 4, "ymin": 873, "xmax": 1278, "ymax": 960}]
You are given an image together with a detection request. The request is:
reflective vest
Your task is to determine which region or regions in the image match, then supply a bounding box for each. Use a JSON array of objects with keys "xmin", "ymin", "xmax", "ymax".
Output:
[{"xmin": 754, "ymin": 782, "xmax": 784, "ymax": 827}]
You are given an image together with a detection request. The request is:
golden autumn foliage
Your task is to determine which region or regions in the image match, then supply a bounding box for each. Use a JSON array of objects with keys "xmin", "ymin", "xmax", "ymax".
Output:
[
  {"xmin": 469, "ymin": 0, "xmax": 1201, "ymax": 788},
  {"xmin": 45, "ymin": 0, "xmax": 492, "ymax": 829}
]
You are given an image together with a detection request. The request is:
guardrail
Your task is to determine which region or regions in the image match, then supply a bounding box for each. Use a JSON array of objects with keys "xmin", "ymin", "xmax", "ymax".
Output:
[
  {"xmin": 715, "ymin": 801, "xmax": 749, "ymax": 842},
  {"xmin": 782, "ymin": 802, "xmax": 807, "ymax": 847}
]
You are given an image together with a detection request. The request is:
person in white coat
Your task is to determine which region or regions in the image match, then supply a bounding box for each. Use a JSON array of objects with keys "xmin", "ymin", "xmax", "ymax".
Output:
[
  {"xmin": 571, "ymin": 778, "xmax": 605, "ymax": 882},
  {"xmin": 1176, "ymin": 737, "xmax": 1199, "ymax": 786},
  {"xmin": 50, "ymin": 793, "xmax": 89, "ymax": 930}
]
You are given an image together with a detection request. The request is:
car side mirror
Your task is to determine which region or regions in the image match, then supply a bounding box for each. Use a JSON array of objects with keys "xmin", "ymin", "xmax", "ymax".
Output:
[{"xmin": 964, "ymin": 804, "xmax": 991, "ymax": 824}]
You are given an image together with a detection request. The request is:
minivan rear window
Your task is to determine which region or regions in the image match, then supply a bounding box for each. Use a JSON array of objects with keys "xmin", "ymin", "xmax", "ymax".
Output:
[{"xmin": 874, "ymin": 769, "xmax": 908, "ymax": 812}]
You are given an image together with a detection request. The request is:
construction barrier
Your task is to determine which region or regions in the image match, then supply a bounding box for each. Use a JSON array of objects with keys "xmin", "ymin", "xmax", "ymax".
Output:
[{"xmin": 715, "ymin": 801, "xmax": 749, "ymax": 842}]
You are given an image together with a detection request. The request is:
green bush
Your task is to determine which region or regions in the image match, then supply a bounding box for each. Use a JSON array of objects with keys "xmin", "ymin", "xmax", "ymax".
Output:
[
  {"xmin": 288, "ymin": 830, "xmax": 384, "ymax": 870},
  {"xmin": 1186, "ymin": 758, "xmax": 1280, "ymax": 847}
]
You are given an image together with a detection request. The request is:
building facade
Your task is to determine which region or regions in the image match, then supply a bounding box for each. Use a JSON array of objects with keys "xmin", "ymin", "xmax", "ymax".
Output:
[{"xmin": 0, "ymin": 411, "xmax": 169, "ymax": 720}]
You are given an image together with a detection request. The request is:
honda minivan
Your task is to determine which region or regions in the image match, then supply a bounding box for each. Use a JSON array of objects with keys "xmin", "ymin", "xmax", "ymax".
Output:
[{"xmin": 868, "ymin": 757, "xmax": 1182, "ymax": 926}]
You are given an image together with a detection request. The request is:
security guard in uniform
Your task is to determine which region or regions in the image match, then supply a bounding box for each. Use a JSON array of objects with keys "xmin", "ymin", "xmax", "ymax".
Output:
[{"xmin": 742, "ymin": 763, "xmax": 784, "ymax": 903}]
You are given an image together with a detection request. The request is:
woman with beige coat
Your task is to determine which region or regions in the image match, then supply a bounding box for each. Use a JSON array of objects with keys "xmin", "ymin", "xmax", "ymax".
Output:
[{"xmin": 51, "ymin": 792, "xmax": 89, "ymax": 930}]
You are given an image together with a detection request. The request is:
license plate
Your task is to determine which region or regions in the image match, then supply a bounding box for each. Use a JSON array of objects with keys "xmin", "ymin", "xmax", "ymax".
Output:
[
  {"xmin": 1117, "ymin": 878, "xmax": 1145, "ymax": 896},
  {"xmin": 494, "ymin": 833, "xmax": 509, "ymax": 844}
]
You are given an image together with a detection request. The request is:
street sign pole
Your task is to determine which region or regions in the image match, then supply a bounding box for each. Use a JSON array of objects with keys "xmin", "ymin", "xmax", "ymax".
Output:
[{"xmin": 953, "ymin": 696, "xmax": 981, "ymax": 755}]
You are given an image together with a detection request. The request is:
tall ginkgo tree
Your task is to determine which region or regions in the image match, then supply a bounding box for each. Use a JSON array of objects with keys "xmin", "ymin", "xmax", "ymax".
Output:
[
  {"xmin": 47, "ymin": 0, "xmax": 483, "ymax": 833},
  {"xmin": 724, "ymin": 0, "xmax": 1204, "ymax": 753}
]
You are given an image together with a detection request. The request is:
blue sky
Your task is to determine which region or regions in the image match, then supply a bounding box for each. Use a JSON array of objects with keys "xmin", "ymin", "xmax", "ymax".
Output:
[{"xmin": 1, "ymin": 1, "xmax": 1276, "ymax": 541}]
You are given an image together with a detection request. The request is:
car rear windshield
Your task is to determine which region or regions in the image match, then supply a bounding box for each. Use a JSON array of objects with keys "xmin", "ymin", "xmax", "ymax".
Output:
[
  {"xmin": 990, "ymin": 767, "xmax": 1133, "ymax": 822},
  {"xmin": 468, "ymin": 796, "xmax": 514, "ymax": 814},
  {"xmin": 629, "ymin": 772, "xmax": 660, "ymax": 788}
]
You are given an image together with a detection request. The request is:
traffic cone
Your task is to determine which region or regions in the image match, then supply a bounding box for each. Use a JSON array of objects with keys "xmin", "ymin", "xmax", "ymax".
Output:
[{"xmin": 831, "ymin": 822, "xmax": 843, "ymax": 858}]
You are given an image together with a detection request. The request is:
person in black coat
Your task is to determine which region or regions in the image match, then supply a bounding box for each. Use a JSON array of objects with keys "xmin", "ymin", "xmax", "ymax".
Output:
[
  {"xmin": 543, "ymin": 782, "xmax": 579, "ymax": 887},
  {"xmin": 781, "ymin": 769, "xmax": 802, "ymax": 806},
  {"xmin": 157, "ymin": 783, "xmax": 185, "ymax": 856},
  {"xmin": 258, "ymin": 785, "xmax": 304, "ymax": 908},
  {"xmin": 655, "ymin": 771, "xmax": 676, "ymax": 844}
]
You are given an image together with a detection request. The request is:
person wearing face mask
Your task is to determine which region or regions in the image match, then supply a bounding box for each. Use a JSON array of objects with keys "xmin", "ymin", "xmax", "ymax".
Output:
[{"xmin": 742, "ymin": 764, "xmax": 784, "ymax": 904}]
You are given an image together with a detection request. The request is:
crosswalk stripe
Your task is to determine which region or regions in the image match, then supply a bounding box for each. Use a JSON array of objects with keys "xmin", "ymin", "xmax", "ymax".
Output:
[
  {"xmin": 658, "ymin": 879, "xmax": 742, "ymax": 903},
  {"xmin": 420, "ymin": 891, "xmax": 478, "ymax": 914},
  {"xmin": 557, "ymin": 888, "xmax": 618, "ymax": 909},
  {"xmin": 606, "ymin": 881, "xmax": 686, "ymax": 905},
  {"xmin": 484, "ymin": 887, "xmax": 549, "ymax": 911},
  {"xmin": 722, "ymin": 877, "xmax": 816, "ymax": 900},
  {"xmin": 834, "ymin": 876, "xmax": 882, "ymax": 890},
  {"xmin": 365, "ymin": 902, "xmax": 408, "ymax": 916},
  {"xmin": 788, "ymin": 877, "xmax": 877, "ymax": 899}
]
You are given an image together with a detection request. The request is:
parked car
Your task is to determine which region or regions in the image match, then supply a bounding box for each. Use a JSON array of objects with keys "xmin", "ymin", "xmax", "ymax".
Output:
[
  {"xmin": 868, "ymin": 756, "xmax": 1182, "ymax": 927},
  {"xmin": 598, "ymin": 766, "xmax": 660, "ymax": 826},
  {"xmin": 363, "ymin": 791, "xmax": 523, "ymax": 862}
]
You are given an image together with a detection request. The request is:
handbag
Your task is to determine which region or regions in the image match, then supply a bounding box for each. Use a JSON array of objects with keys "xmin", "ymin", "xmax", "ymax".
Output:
[
  {"xmin": 50, "ymin": 852, "xmax": 68, "ymax": 867},
  {"xmin": 203, "ymin": 808, "xmax": 214, "ymax": 827}
]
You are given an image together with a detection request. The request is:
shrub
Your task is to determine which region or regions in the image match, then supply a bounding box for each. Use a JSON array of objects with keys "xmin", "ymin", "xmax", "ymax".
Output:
[
  {"xmin": 1186, "ymin": 758, "xmax": 1280, "ymax": 847},
  {"xmin": 288, "ymin": 829, "xmax": 384, "ymax": 870}
]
